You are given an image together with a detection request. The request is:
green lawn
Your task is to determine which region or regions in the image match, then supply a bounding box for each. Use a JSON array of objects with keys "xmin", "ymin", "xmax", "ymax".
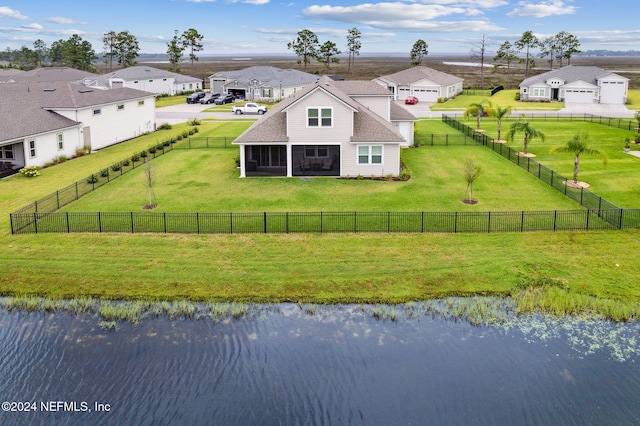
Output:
[
  {"xmin": 473, "ymin": 119, "xmax": 640, "ymax": 207},
  {"xmin": 2, "ymin": 118, "xmax": 640, "ymax": 316},
  {"xmin": 430, "ymin": 90, "xmax": 564, "ymax": 111}
]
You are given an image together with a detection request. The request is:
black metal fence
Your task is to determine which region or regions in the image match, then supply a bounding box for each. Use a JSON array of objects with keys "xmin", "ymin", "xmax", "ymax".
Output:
[{"xmin": 11, "ymin": 209, "xmax": 639, "ymax": 235}]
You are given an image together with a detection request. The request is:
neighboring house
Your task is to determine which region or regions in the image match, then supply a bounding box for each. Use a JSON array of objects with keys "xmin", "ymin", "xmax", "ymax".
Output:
[
  {"xmin": 208, "ymin": 66, "xmax": 318, "ymax": 101},
  {"xmin": 519, "ymin": 65, "xmax": 629, "ymax": 104},
  {"xmin": 89, "ymin": 66, "xmax": 203, "ymax": 95},
  {"xmin": 373, "ymin": 66, "xmax": 464, "ymax": 103},
  {"xmin": 0, "ymin": 82, "xmax": 155, "ymax": 170},
  {"xmin": 0, "ymin": 67, "xmax": 26, "ymax": 82},
  {"xmin": 233, "ymin": 75, "xmax": 415, "ymax": 178},
  {"xmin": 2, "ymin": 67, "xmax": 97, "ymax": 83}
]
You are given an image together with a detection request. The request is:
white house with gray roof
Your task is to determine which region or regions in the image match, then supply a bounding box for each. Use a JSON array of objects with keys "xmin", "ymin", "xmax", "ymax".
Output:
[
  {"xmin": 208, "ymin": 66, "xmax": 318, "ymax": 102},
  {"xmin": 233, "ymin": 75, "xmax": 415, "ymax": 178},
  {"xmin": 0, "ymin": 82, "xmax": 155, "ymax": 172},
  {"xmin": 89, "ymin": 66, "xmax": 202, "ymax": 95},
  {"xmin": 519, "ymin": 65, "xmax": 629, "ymax": 104},
  {"xmin": 373, "ymin": 66, "xmax": 464, "ymax": 103}
]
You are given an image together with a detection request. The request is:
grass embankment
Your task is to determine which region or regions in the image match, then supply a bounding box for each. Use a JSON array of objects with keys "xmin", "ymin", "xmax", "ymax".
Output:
[
  {"xmin": 430, "ymin": 90, "xmax": 565, "ymax": 111},
  {"xmin": 2, "ymin": 121, "xmax": 640, "ymax": 319}
]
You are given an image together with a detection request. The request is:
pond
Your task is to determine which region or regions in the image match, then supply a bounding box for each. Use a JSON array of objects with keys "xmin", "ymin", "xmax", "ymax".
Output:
[{"xmin": 1, "ymin": 301, "xmax": 639, "ymax": 425}]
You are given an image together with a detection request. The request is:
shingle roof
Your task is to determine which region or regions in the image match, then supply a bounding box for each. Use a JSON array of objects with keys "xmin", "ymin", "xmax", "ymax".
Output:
[
  {"xmin": 378, "ymin": 66, "xmax": 463, "ymax": 86},
  {"xmin": 390, "ymin": 102, "xmax": 417, "ymax": 121},
  {"xmin": 210, "ymin": 66, "xmax": 318, "ymax": 88},
  {"xmin": 93, "ymin": 65, "xmax": 201, "ymax": 87},
  {"xmin": 332, "ymin": 80, "xmax": 393, "ymax": 96},
  {"xmin": 0, "ymin": 83, "xmax": 80, "ymax": 143},
  {"xmin": 234, "ymin": 75, "xmax": 405, "ymax": 144},
  {"xmin": 519, "ymin": 65, "xmax": 628, "ymax": 87},
  {"xmin": 0, "ymin": 82, "xmax": 154, "ymax": 143},
  {"xmin": 7, "ymin": 67, "xmax": 97, "ymax": 83}
]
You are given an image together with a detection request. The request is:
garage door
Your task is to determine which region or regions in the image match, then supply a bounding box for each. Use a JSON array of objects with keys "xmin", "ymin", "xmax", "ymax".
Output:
[
  {"xmin": 600, "ymin": 81, "xmax": 626, "ymax": 104},
  {"xmin": 564, "ymin": 89, "xmax": 594, "ymax": 103},
  {"xmin": 412, "ymin": 88, "xmax": 439, "ymax": 102}
]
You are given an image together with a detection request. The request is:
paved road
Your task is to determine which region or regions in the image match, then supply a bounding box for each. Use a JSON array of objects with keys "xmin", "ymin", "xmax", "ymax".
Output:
[{"xmin": 156, "ymin": 103, "xmax": 258, "ymax": 124}]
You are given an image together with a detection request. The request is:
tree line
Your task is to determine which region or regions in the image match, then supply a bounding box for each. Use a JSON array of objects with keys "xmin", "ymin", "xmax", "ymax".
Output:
[{"xmin": 0, "ymin": 28, "xmax": 205, "ymax": 74}]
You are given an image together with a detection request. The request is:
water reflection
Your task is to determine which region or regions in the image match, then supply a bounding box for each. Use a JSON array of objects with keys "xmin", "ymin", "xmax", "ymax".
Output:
[{"xmin": 0, "ymin": 301, "xmax": 639, "ymax": 425}]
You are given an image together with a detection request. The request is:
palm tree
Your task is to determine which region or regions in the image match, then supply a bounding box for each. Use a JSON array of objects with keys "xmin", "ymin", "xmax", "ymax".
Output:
[
  {"xmin": 464, "ymin": 100, "xmax": 492, "ymax": 131},
  {"xmin": 550, "ymin": 131, "xmax": 607, "ymax": 184},
  {"xmin": 507, "ymin": 116, "xmax": 545, "ymax": 155},
  {"xmin": 489, "ymin": 104, "xmax": 512, "ymax": 142}
]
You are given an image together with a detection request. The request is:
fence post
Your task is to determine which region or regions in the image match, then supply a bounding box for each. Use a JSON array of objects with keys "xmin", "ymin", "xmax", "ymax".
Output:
[
  {"xmin": 521, "ymin": 211, "xmax": 524, "ymax": 232},
  {"xmin": 354, "ymin": 211, "xmax": 357, "ymax": 233},
  {"xmin": 421, "ymin": 211, "xmax": 424, "ymax": 233},
  {"xmin": 56, "ymin": 191, "xmax": 60, "ymax": 209},
  {"xmin": 286, "ymin": 212, "xmax": 289, "ymax": 234},
  {"xmin": 130, "ymin": 212, "xmax": 134, "ymax": 233},
  {"xmin": 454, "ymin": 211, "xmax": 458, "ymax": 233},
  {"xmin": 34, "ymin": 212, "xmax": 38, "ymax": 234},
  {"xmin": 580, "ymin": 187, "xmax": 584, "ymax": 205},
  {"xmin": 67, "ymin": 212, "xmax": 70, "ymax": 233},
  {"xmin": 98, "ymin": 212, "xmax": 102, "ymax": 233},
  {"xmin": 586, "ymin": 209, "xmax": 590, "ymax": 230},
  {"xmin": 230, "ymin": 212, "xmax": 233, "ymax": 234},
  {"xmin": 164, "ymin": 212, "xmax": 167, "ymax": 233},
  {"xmin": 197, "ymin": 212, "xmax": 200, "ymax": 234},
  {"xmin": 553, "ymin": 210, "xmax": 557, "ymax": 231},
  {"xmin": 263, "ymin": 211, "xmax": 267, "ymax": 233},
  {"xmin": 320, "ymin": 211, "xmax": 323, "ymax": 233},
  {"xmin": 76, "ymin": 182, "xmax": 79, "ymax": 201},
  {"xmin": 487, "ymin": 212, "xmax": 491, "ymax": 233}
]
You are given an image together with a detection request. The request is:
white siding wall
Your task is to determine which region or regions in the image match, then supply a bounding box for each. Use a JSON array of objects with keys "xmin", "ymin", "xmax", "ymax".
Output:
[
  {"xmin": 341, "ymin": 143, "xmax": 401, "ymax": 177},
  {"xmin": 55, "ymin": 97, "xmax": 156, "ymax": 150},
  {"xmin": 349, "ymin": 95, "xmax": 390, "ymax": 120},
  {"xmin": 115, "ymin": 78, "xmax": 179, "ymax": 95},
  {"xmin": 22, "ymin": 127, "xmax": 81, "ymax": 168},
  {"xmin": 394, "ymin": 121, "xmax": 414, "ymax": 147},
  {"xmin": 286, "ymin": 90, "xmax": 354, "ymax": 143}
]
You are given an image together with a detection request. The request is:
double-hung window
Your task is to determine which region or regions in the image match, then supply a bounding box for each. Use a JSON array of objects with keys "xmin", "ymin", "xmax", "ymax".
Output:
[
  {"xmin": 28, "ymin": 140, "xmax": 36, "ymax": 158},
  {"xmin": 307, "ymin": 107, "xmax": 332, "ymax": 127},
  {"xmin": 57, "ymin": 133, "xmax": 64, "ymax": 150},
  {"xmin": 358, "ymin": 145, "xmax": 382, "ymax": 164}
]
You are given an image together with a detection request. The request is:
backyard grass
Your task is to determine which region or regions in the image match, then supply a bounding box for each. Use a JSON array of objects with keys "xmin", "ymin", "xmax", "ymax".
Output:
[
  {"xmin": 470, "ymin": 119, "xmax": 640, "ymax": 207},
  {"xmin": 2, "ymin": 118, "xmax": 640, "ymax": 317},
  {"xmin": 430, "ymin": 90, "xmax": 564, "ymax": 111}
]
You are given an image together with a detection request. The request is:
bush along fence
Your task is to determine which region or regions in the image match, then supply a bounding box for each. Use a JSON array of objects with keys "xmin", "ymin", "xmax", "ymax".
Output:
[{"xmin": 10, "ymin": 209, "xmax": 640, "ymax": 235}]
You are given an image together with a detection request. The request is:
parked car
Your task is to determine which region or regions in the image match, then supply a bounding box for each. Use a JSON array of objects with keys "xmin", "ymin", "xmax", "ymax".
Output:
[
  {"xmin": 232, "ymin": 103, "xmax": 268, "ymax": 115},
  {"xmin": 186, "ymin": 92, "xmax": 206, "ymax": 104},
  {"xmin": 199, "ymin": 93, "xmax": 220, "ymax": 104},
  {"xmin": 214, "ymin": 94, "xmax": 235, "ymax": 105},
  {"xmin": 404, "ymin": 96, "xmax": 419, "ymax": 105}
]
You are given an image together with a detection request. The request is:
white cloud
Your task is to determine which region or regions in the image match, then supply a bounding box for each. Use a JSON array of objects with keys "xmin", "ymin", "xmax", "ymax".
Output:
[
  {"xmin": 22, "ymin": 23, "xmax": 43, "ymax": 31},
  {"xmin": 0, "ymin": 6, "xmax": 27, "ymax": 20},
  {"xmin": 48, "ymin": 16, "xmax": 86, "ymax": 25},
  {"xmin": 507, "ymin": 0, "xmax": 577, "ymax": 18}
]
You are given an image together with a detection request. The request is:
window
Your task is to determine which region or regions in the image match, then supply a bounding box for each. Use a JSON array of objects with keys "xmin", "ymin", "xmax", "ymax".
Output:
[
  {"xmin": 307, "ymin": 107, "xmax": 332, "ymax": 127},
  {"xmin": 93, "ymin": 108, "xmax": 101, "ymax": 115},
  {"xmin": 117, "ymin": 104, "xmax": 125, "ymax": 111},
  {"xmin": 148, "ymin": 79, "xmax": 153, "ymax": 83},
  {"xmin": 533, "ymin": 88, "xmax": 545, "ymax": 97},
  {"xmin": 138, "ymin": 100, "xmax": 145, "ymax": 106},
  {"xmin": 28, "ymin": 140, "xmax": 36, "ymax": 158},
  {"xmin": 57, "ymin": 133, "xmax": 64, "ymax": 150},
  {"xmin": 358, "ymin": 145, "xmax": 382, "ymax": 165},
  {"xmin": 0, "ymin": 145, "xmax": 14, "ymax": 160},
  {"xmin": 134, "ymin": 80, "xmax": 139, "ymax": 84},
  {"xmin": 304, "ymin": 146, "xmax": 329, "ymax": 158}
]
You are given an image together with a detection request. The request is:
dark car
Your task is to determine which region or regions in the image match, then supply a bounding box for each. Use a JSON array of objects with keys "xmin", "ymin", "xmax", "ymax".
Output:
[
  {"xmin": 186, "ymin": 92, "xmax": 205, "ymax": 104},
  {"xmin": 214, "ymin": 93, "xmax": 235, "ymax": 105},
  {"xmin": 199, "ymin": 93, "xmax": 220, "ymax": 104}
]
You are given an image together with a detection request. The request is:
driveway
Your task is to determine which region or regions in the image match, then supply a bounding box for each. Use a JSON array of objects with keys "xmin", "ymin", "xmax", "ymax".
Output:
[{"xmin": 156, "ymin": 102, "xmax": 251, "ymax": 124}]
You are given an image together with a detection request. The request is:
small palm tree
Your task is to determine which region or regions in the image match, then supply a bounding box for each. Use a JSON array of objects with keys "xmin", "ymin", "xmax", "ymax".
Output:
[
  {"xmin": 489, "ymin": 104, "xmax": 512, "ymax": 142},
  {"xmin": 551, "ymin": 131, "xmax": 607, "ymax": 184},
  {"xmin": 507, "ymin": 115, "xmax": 545, "ymax": 155},
  {"xmin": 464, "ymin": 100, "xmax": 492, "ymax": 131}
]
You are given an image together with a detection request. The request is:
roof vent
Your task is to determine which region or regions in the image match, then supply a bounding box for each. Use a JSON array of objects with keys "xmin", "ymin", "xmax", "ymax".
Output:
[{"xmin": 79, "ymin": 89, "xmax": 93, "ymax": 93}]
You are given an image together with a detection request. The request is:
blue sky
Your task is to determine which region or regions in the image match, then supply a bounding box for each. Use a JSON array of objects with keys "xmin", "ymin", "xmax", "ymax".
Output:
[{"xmin": 0, "ymin": 0, "xmax": 637, "ymax": 56}]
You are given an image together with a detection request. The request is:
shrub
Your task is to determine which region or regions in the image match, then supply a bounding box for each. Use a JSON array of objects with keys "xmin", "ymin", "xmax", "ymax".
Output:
[
  {"xmin": 176, "ymin": 135, "xmax": 183, "ymax": 141},
  {"xmin": 111, "ymin": 163, "xmax": 122, "ymax": 172},
  {"xmin": 163, "ymin": 140, "xmax": 171, "ymax": 147},
  {"xmin": 19, "ymin": 166, "xmax": 40, "ymax": 177},
  {"xmin": 188, "ymin": 129, "xmax": 196, "ymax": 135},
  {"xmin": 181, "ymin": 130, "xmax": 189, "ymax": 138},
  {"xmin": 131, "ymin": 153, "xmax": 140, "ymax": 162},
  {"xmin": 437, "ymin": 97, "xmax": 445, "ymax": 103},
  {"xmin": 86, "ymin": 174, "xmax": 99, "ymax": 184},
  {"xmin": 157, "ymin": 123, "xmax": 172, "ymax": 130},
  {"xmin": 170, "ymin": 138, "xmax": 177, "ymax": 144},
  {"xmin": 155, "ymin": 144, "xmax": 164, "ymax": 151},
  {"xmin": 188, "ymin": 118, "xmax": 201, "ymax": 126},
  {"xmin": 122, "ymin": 159, "xmax": 130, "ymax": 167},
  {"xmin": 75, "ymin": 147, "xmax": 90, "ymax": 157},
  {"xmin": 140, "ymin": 150, "xmax": 148, "ymax": 158},
  {"xmin": 193, "ymin": 127, "xmax": 199, "ymax": 133},
  {"xmin": 148, "ymin": 146, "xmax": 156, "ymax": 154},
  {"xmin": 100, "ymin": 169, "xmax": 109, "ymax": 178},
  {"xmin": 515, "ymin": 92, "xmax": 521, "ymax": 101}
]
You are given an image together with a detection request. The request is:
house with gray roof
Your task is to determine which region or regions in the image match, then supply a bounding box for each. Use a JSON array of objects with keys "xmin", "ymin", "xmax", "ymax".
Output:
[
  {"xmin": 0, "ymin": 82, "xmax": 155, "ymax": 172},
  {"xmin": 2, "ymin": 67, "xmax": 97, "ymax": 83},
  {"xmin": 519, "ymin": 65, "xmax": 629, "ymax": 104},
  {"xmin": 373, "ymin": 66, "xmax": 464, "ymax": 103},
  {"xmin": 208, "ymin": 66, "xmax": 318, "ymax": 102},
  {"xmin": 233, "ymin": 75, "xmax": 415, "ymax": 178},
  {"xmin": 90, "ymin": 65, "xmax": 203, "ymax": 95}
]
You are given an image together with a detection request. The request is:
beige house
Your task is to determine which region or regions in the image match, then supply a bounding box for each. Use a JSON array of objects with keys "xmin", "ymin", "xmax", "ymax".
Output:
[
  {"xmin": 233, "ymin": 76, "xmax": 415, "ymax": 178},
  {"xmin": 373, "ymin": 66, "xmax": 464, "ymax": 103}
]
